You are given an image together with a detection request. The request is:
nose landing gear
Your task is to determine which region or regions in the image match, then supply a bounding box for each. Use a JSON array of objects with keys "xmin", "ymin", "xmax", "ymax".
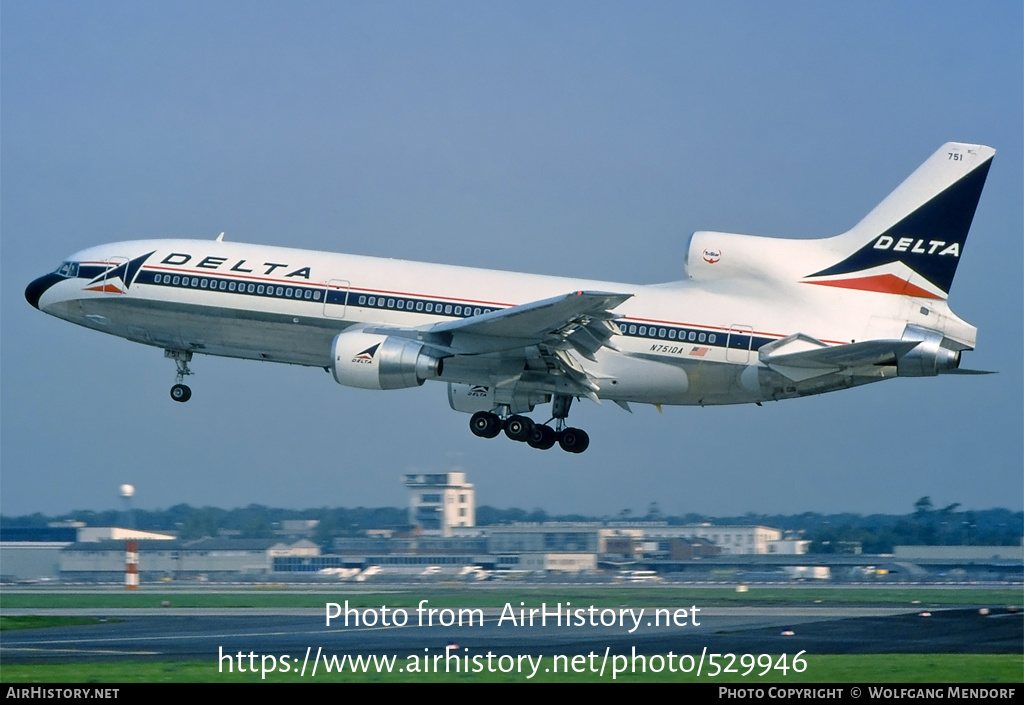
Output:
[
  {"xmin": 170, "ymin": 383, "xmax": 192, "ymax": 402},
  {"xmin": 467, "ymin": 394, "xmax": 589, "ymax": 453},
  {"xmin": 165, "ymin": 349, "xmax": 193, "ymax": 403}
]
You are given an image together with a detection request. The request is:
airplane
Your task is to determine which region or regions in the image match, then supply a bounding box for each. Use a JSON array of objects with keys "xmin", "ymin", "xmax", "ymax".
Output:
[{"xmin": 25, "ymin": 142, "xmax": 995, "ymax": 454}]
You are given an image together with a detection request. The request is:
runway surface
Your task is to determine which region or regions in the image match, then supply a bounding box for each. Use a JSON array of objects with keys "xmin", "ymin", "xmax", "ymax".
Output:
[{"xmin": 2, "ymin": 606, "xmax": 1020, "ymax": 663}]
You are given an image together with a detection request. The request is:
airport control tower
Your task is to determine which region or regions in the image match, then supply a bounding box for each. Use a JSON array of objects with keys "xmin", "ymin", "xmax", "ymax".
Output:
[{"xmin": 403, "ymin": 471, "xmax": 475, "ymax": 537}]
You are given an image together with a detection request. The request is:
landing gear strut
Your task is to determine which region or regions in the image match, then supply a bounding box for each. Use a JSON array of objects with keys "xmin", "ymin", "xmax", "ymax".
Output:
[
  {"xmin": 467, "ymin": 394, "xmax": 589, "ymax": 453},
  {"xmin": 549, "ymin": 394, "xmax": 589, "ymax": 453},
  {"xmin": 165, "ymin": 349, "xmax": 193, "ymax": 403}
]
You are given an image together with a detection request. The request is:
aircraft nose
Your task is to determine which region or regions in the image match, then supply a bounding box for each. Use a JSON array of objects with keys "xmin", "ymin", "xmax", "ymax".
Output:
[{"xmin": 25, "ymin": 273, "xmax": 63, "ymax": 310}]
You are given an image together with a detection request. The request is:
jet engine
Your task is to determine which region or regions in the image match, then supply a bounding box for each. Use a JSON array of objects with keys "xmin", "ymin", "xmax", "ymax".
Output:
[
  {"xmin": 897, "ymin": 325, "xmax": 962, "ymax": 377},
  {"xmin": 331, "ymin": 329, "xmax": 444, "ymax": 390}
]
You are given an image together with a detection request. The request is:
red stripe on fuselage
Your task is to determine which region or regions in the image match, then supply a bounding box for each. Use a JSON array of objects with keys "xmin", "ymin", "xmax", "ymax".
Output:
[
  {"xmin": 802, "ymin": 274, "xmax": 942, "ymax": 300},
  {"xmin": 83, "ymin": 284, "xmax": 124, "ymax": 293}
]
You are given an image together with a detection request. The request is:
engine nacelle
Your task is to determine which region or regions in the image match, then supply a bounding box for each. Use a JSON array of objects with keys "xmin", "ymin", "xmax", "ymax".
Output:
[
  {"xmin": 897, "ymin": 325, "xmax": 962, "ymax": 377},
  {"xmin": 331, "ymin": 329, "xmax": 444, "ymax": 390}
]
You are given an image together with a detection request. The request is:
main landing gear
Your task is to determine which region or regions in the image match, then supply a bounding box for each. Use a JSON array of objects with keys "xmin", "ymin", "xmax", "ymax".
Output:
[
  {"xmin": 468, "ymin": 394, "xmax": 589, "ymax": 453},
  {"xmin": 165, "ymin": 349, "xmax": 193, "ymax": 403}
]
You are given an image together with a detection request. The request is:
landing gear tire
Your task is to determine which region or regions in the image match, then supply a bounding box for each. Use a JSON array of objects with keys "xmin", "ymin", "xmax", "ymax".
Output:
[
  {"xmin": 558, "ymin": 427, "xmax": 589, "ymax": 454},
  {"xmin": 527, "ymin": 424, "xmax": 557, "ymax": 450},
  {"xmin": 469, "ymin": 411, "xmax": 502, "ymax": 439},
  {"xmin": 170, "ymin": 384, "xmax": 192, "ymax": 403},
  {"xmin": 503, "ymin": 415, "xmax": 534, "ymax": 442}
]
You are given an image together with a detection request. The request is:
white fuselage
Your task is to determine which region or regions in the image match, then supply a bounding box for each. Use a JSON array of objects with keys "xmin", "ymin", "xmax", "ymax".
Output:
[{"xmin": 29, "ymin": 237, "xmax": 974, "ymax": 408}]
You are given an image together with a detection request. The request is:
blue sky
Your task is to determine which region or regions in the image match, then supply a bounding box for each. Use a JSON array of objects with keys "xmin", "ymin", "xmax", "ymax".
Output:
[{"xmin": 2, "ymin": 1, "xmax": 1021, "ymax": 517}]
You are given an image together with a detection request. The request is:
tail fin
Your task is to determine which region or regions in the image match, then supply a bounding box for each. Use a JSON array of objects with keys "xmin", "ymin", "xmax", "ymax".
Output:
[{"xmin": 804, "ymin": 142, "xmax": 994, "ymax": 299}]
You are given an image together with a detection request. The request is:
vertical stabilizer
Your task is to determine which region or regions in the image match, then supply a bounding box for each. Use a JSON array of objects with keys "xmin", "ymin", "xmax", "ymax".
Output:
[{"xmin": 803, "ymin": 142, "xmax": 994, "ymax": 299}]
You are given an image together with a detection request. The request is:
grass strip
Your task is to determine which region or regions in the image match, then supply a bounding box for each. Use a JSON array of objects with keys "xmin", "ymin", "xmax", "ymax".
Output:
[{"xmin": 2, "ymin": 587, "xmax": 1020, "ymax": 610}]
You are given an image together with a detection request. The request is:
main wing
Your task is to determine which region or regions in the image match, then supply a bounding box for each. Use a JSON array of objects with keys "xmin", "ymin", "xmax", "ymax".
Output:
[{"xmin": 365, "ymin": 290, "xmax": 632, "ymax": 401}]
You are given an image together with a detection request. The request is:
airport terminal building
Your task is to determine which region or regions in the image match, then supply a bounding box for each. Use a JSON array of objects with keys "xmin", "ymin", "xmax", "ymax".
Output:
[
  {"xmin": 3, "ymin": 473, "xmax": 1020, "ymax": 584},
  {"xmin": 3, "ymin": 520, "xmax": 1020, "ymax": 584}
]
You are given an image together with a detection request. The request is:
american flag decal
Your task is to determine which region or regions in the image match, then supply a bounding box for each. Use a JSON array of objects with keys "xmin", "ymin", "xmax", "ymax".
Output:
[{"xmin": 689, "ymin": 346, "xmax": 709, "ymax": 357}]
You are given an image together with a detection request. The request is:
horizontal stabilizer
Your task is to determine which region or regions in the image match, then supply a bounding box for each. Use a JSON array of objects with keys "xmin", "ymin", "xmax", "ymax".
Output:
[{"xmin": 760, "ymin": 333, "xmax": 919, "ymax": 381}]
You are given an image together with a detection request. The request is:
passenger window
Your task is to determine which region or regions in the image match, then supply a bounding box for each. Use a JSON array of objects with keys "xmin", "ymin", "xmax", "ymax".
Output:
[
  {"xmin": 416, "ymin": 301, "xmax": 424, "ymax": 311},
  {"xmin": 698, "ymin": 333, "xmax": 706, "ymax": 342},
  {"xmin": 659, "ymin": 328, "xmax": 666, "ymax": 338},
  {"xmin": 669, "ymin": 329, "xmax": 676, "ymax": 339},
  {"xmin": 397, "ymin": 300, "xmax": 405, "ymax": 309},
  {"xmin": 444, "ymin": 304, "xmax": 453, "ymax": 314},
  {"xmin": 688, "ymin": 331, "xmax": 696, "ymax": 341},
  {"xmin": 359, "ymin": 295, "xmax": 366, "ymax": 305}
]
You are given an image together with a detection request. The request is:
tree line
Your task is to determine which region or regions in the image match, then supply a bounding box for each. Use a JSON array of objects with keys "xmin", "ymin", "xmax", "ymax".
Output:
[{"xmin": 2, "ymin": 498, "xmax": 1020, "ymax": 553}]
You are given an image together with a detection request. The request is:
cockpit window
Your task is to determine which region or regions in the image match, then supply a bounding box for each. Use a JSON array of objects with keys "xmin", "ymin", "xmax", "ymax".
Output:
[{"xmin": 56, "ymin": 261, "xmax": 80, "ymax": 277}]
